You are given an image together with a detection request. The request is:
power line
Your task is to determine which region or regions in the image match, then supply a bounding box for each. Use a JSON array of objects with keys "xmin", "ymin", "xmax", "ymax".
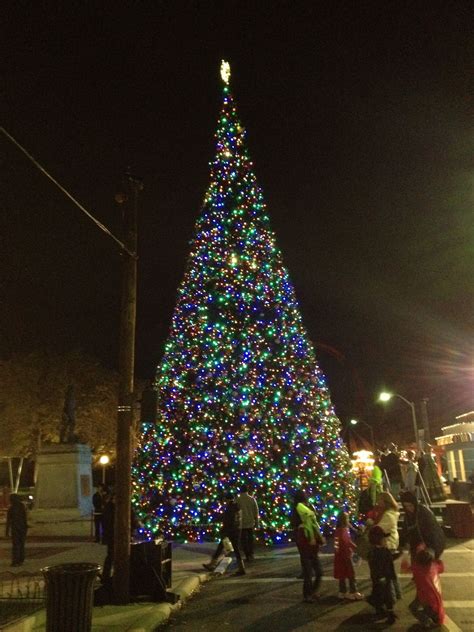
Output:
[{"xmin": 1, "ymin": 126, "xmax": 136, "ymax": 258}]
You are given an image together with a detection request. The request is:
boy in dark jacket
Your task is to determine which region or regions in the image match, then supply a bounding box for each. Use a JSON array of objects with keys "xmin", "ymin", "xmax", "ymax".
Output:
[
  {"xmin": 203, "ymin": 492, "xmax": 245, "ymax": 575},
  {"xmin": 5, "ymin": 494, "xmax": 28, "ymax": 566},
  {"xmin": 367, "ymin": 526, "xmax": 397, "ymax": 625}
]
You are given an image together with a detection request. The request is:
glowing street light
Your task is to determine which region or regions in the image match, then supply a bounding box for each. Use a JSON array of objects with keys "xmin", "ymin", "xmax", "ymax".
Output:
[
  {"xmin": 378, "ymin": 391, "xmax": 419, "ymax": 448},
  {"xmin": 350, "ymin": 418, "xmax": 375, "ymax": 451},
  {"xmin": 99, "ymin": 454, "xmax": 110, "ymax": 485}
]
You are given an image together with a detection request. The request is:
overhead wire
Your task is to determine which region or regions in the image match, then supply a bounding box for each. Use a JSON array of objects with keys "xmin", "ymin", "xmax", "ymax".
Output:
[{"xmin": 1, "ymin": 126, "xmax": 136, "ymax": 258}]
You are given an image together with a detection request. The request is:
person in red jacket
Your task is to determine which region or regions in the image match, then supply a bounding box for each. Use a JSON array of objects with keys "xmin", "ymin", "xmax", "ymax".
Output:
[
  {"xmin": 409, "ymin": 546, "xmax": 445, "ymax": 628},
  {"xmin": 333, "ymin": 511, "xmax": 363, "ymax": 600}
]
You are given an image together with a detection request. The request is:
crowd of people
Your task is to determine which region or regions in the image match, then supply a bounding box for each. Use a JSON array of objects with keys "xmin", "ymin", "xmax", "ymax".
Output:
[
  {"xmin": 202, "ymin": 476, "xmax": 446, "ymax": 629},
  {"xmin": 369, "ymin": 443, "xmax": 447, "ymax": 504},
  {"xmin": 3, "ymin": 452, "xmax": 449, "ymax": 628}
]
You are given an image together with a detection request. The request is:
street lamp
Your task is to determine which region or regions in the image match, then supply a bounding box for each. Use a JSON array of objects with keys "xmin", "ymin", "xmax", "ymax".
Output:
[
  {"xmin": 378, "ymin": 391, "xmax": 419, "ymax": 448},
  {"xmin": 99, "ymin": 455, "xmax": 110, "ymax": 485},
  {"xmin": 350, "ymin": 418, "xmax": 375, "ymax": 451}
]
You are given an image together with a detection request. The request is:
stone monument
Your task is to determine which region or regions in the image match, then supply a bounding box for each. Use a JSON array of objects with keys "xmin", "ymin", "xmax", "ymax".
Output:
[{"xmin": 31, "ymin": 385, "xmax": 93, "ymax": 536}]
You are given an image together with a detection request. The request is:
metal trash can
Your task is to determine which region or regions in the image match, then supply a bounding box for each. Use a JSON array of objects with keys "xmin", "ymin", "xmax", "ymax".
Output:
[{"xmin": 42, "ymin": 562, "xmax": 100, "ymax": 632}]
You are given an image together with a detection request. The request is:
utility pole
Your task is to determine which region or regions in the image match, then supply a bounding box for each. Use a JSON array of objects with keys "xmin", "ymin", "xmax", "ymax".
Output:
[
  {"xmin": 113, "ymin": 171, "xmax": 141, "ymax": 604},
  {"xmin": 0, "ymin": 128, "xmax": 143, "ymax": 603}
]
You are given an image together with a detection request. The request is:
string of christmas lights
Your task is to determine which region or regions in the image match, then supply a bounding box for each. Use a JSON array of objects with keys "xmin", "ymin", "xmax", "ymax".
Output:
[{"xmin": 132, "ymin": 61, "xmax": 356, "ymax": 543}]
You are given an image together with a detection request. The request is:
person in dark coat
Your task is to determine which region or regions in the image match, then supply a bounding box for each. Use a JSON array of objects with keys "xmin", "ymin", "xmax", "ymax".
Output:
[
  {"xmin": 400, "ymin": 491, "xmax": 445, "ymax": 560},
  {"xmin": 101, "ymin": 491, "xmax": 115, "ymax": 582},
  {"xmin": 384, "ymin": 444, "xmax": 403, "ymax": 499},
  {"xmin": 92, "ymin": 484, "xmax": 106, "ymax": 543},
  {"xmin": 5, "ymin": 493, "xmax": 28, "ymax": 566},
  {"xmin": 202, "ymin": 492, "xmax": 246, "ymax": 575},
  {"xmin": 367, "ymin": 526, "xmax": 397, "ymax": 624},
  {"xmin": 101, "ymin": 491, "xmax": 140, "ymax": 582}
]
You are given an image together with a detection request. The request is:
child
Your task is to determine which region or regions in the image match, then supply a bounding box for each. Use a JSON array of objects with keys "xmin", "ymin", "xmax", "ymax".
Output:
[
  {"xmin": 409, "ymin": 546, "xmax": 445, "ymax": 628},
  {"xmin": 367, "ymin": 526, "xmax": 397, "ymax": 624},
  {"xmin": 202, "ymin": 492, "xmax": 246, "ymax": 575},
  {"xmin": 334, "ymin": 511, "xmax": 363, "ymax": 600}
]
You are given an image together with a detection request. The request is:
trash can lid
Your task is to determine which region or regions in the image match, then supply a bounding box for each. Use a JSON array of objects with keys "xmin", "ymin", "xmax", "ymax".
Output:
[{"xmin": 41, "ymin": 563, "xmax": 101, "ymax": 575}]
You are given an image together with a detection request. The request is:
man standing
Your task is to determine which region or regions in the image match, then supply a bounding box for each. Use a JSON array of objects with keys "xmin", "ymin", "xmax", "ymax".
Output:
[
  {"xmin": 101, "ymin": 490, "xmax": 115, "ymax": 582},
  {"xmin": 384, "ymin": 444, "xmax": 403, "ymax": 499},
  {"xmin": 92, "ymin": 484, "xmax": 105, "ymax": 543},
  {"xmin": 5, "ymin": 493, "xmax": 28, "ymax": 566},
  {"xmin": 237, "ymin": 484, "xmax": 259, "ymax": 562}
]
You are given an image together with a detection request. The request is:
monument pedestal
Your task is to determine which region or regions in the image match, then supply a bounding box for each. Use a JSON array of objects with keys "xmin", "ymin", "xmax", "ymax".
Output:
[{"xmin": 30, "ymin": 444, "xmax": 93, "ymax": 537}]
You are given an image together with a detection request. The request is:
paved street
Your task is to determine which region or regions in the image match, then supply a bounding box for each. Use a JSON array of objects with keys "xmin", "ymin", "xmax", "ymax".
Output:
[
  {"xmin": 0, "ymin": 536, "xmax": 472, "ymax": 630},
  {"xmin": 164, "ymin": 541, "xmax": 474, "ymax": 632}
]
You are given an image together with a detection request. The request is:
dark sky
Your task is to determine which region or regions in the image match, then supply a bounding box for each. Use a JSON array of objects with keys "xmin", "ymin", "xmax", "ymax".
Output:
[{"xmin": 2, "ymin": 2, "xmax": 473, "ymax": 441}]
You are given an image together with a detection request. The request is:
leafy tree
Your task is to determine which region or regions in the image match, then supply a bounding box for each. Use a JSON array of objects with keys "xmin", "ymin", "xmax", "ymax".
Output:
[{"xmin": 0, "ymin": 349, "xmax": 120, "ymax": 457}]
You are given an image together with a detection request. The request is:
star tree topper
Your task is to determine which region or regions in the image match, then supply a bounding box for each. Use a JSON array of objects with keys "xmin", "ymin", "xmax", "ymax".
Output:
[{"xmin": 220, "ymin": 60, "xmax": 231, "ymax": 84}]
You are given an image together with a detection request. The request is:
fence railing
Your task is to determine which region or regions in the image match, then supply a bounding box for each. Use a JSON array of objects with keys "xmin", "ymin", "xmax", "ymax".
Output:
[{"xmin": 0, "ymin": 572, "xmax": 45, "ymax": 627}]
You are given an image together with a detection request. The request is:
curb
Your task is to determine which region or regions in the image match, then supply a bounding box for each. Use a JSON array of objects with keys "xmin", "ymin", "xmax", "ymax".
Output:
[
  {"xmin": 125, "ymin": 572, "xmax": 210, "ymax": 631},
  {"xmin": 0, "ymin": 573, "xmax": 211, "ymax": 632}
]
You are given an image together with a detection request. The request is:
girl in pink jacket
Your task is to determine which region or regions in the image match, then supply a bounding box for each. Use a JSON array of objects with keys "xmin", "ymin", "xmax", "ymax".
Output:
[{"xmin": 334, "ymin": 512, "xmax": 363, "ymax": 600}]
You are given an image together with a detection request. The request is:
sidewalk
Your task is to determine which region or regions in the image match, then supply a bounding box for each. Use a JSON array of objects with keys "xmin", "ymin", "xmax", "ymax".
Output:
[{"xmin": 0, "ymin": 537, "xmax": 214, "ymax": 631}]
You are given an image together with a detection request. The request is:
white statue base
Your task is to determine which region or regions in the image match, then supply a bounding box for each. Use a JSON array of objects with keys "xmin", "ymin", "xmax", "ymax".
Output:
[
  {"xmin": 35, "ymin": 443, "xmax": 93, "ymax": 513},
  {"xmin": 30, "ymin": 444, "xmax": 93, "ymax": 536}
]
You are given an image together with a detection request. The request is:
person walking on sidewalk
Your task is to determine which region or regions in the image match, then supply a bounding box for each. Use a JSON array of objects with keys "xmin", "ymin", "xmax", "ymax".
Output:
[
  {"xmin": 237, "ymin": 484, "xmax": 259, "ymax": 562},
  {"xmin": 334, "ymin": 511, "xmax": 363, "ymax": 601},
  {"xmin": 5, "ymin": 493, "xmax": 28, "ymax": 567},
  {"xmin": 203, "ymin": 492, "xmax": 246, "ymax": 575},
  {"xmin": 292, "ymin": 490, "xmax": 324, "ymax": 603}
]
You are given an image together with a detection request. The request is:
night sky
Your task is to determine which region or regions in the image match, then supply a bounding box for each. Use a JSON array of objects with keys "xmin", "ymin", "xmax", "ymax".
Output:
[{"xmin": 2, "ymin": 3, "xmax": 473, "ymax": 442}]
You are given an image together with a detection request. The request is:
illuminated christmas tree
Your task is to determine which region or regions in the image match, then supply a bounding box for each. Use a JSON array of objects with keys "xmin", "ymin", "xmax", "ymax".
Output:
[{"xmin": 133, "ymin": 61, "xmax": 356, "ymax": 542}]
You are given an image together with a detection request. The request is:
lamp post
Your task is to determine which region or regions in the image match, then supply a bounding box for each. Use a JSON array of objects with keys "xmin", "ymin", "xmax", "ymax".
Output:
[
  {"xmin": 379, "ymin": 391, "xmax": 419, "ymax": 449},
  {"xmin": 350, "ymin": 418, "xmax": 375, "ymax": 452},
  {"xmin": 99, "ymin": 455, "xmax": 110, "ymax": 485}
]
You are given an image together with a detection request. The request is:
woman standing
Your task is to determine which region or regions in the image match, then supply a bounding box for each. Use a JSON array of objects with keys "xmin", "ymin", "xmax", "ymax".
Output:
[
  {"xmin": 373, "ymin": 491, "xmax": 402, "ymax": 599},
  {"xmin": 291, "ymin": 490, "xmax": 324, "ymax": 603}
]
